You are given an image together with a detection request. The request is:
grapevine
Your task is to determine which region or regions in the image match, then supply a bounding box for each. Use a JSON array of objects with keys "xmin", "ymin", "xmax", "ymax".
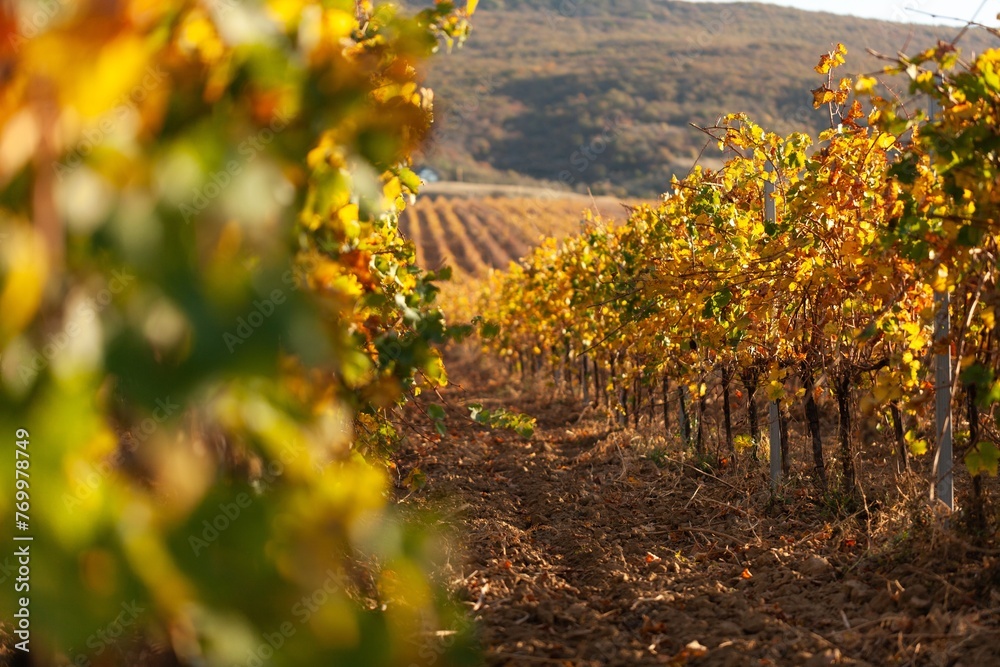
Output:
[{"xmin": 0, "ymin": 0, "xmax": 477, "ymax": 663}]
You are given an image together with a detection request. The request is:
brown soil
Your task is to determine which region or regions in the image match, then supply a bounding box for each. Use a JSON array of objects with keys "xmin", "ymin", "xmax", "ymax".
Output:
[{"xmin": 396, "ymin": 349, "xmax": 1000, "ymax": 667}]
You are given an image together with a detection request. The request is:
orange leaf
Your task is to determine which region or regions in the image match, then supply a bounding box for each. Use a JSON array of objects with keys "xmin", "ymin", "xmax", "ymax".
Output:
[
  {"xmin": 740, "ymin": 568, "xmax": 753, "ymax": 579},
  {"xmin": 811, "ymin": 86, "xmax": 837, "ymax": 108}
]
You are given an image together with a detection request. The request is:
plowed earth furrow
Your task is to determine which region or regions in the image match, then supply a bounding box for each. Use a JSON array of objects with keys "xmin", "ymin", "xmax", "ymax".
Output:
[{"xmin": 398, "ymin": 353, "xmax": 1000, "ymax": 667}]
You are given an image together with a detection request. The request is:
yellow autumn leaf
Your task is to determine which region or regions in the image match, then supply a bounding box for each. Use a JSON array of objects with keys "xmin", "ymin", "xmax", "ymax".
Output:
[
  {"xmin": 841, "ymin": 239, "xmax": 860, "ymax": 258},
  {"xmin": 931, "ymin": 265, "xmax": 949, "ymax": 292},
  {"xmin": 323, "ymin": 9, "xmax": 356, "ymax": 41},
  {"xmin": 178, "ymin": 9, "xmax": 227, "ymax": 65},
  {"xmin": 948, "ymin": 101, "xmax": 977, "ymax": 119},
  {"xmin": 27, "ymin": 32, "xmax": 153, "ymax": 119},
  {"xmin": 908, "ymin": 332, "xmax": 928, "ymax": 351},
  {"xmin": 335, "ymin": 203, "xmax": 361, "ymax": 238},
  {"xmin": 905, "ymin": 429, "xmax": 929, "ymax": 456},
  {"xmin": 876, "ymin": 133, "xmax": 896, "ymax": 150},
  {"xmin": 811, "ymin": 87, "xmax": 837, "ymax": 108},
  {"xmin": 423, "ymin": 353, "xmax": 448, "ymax": 386},
  {"xmin": 0, "ymin": 227, "xmax": 49, "ymax": 341},
  {"xmin": 766, "ymin": 380, "xmax": 784, "ymax": 401},
  {"xmin": 854, "ymin": 75, "xmax": 878, "ymax": 93},
  {"xmin": 266, "ymin": 0, "xmax": 312, "ymax": 27},
  {"xmin": 383, "ymin": 176, "xmax": 402, "ymax": 204}
]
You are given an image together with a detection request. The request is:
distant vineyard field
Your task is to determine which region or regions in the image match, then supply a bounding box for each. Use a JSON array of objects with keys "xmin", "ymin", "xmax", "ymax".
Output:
[{"xmin": 399, "ymin": 193, "xmax": 632, "ymax": 278}]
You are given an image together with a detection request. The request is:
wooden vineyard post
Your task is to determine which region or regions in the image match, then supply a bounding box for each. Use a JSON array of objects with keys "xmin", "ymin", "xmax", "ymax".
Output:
[
  {"xmin": 648, "ymin": 380, "xmax": 656, "ymax": 424},
  {"xmin": 721, "ymin": 366, "xmax": 734, "ymax": 453},
  {"xmin": 595, "ymin": 358, "xmax": 603, "ymax": 406},
  {"xmin": 890, "ymin": 402, "xmax": 908, "ymax": 474},
  {"xmin": 934, "ymin": 288, "xmax": 954, "ymax": 510},
  {"xmin": 765, "ymin": 162, "xmax": 781, "ymax": 490},
  {"xmin": 564, "ymin": 347, "xmax": 573, "ymax": 396},
  {"xmin": 633, "ymin": 378, "xmax": 641, "ymax": 428},
  {"xmin": 779, "ymin": 401, "xmax": 790, "ymax": 476},
  {"xmin": 928, "ymin": 92, "xmax": 954, "ymax": 512},
  {"xmin": 679, "ymin": 385, "xmax": 692, "ymax": 446},
  {"xmin": 769, "ymin": 400, "xmax": 781, "ymax": 491},
  {"xmin": 661, "ymin": 376, "xmax": 670, "ymax": 434}
]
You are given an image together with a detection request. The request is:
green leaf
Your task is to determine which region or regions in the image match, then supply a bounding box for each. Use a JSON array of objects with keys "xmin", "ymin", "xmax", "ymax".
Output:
[
  {"xmin": 427, "ymin": 403, "xmax": 446, "ymax": 421},
  {"xmin": 513, "ymin": 420, "xmax": 535, "ymax": 439},
  {"xmin": 404, "ymin": 466, "xmax": 427, "ymax": 490},
  {"xmin": 466, "ymin": 404, "xmax": 534, "ymax": 439},
  {"xmin": 983, "ymin": 62, "xmax": 1000, "ymax": 92},
  {"xmin": 956, "ymin": 224, "xmax": 985, "ymax": 247},
  {"xmin": 398, "ymin": 166, "xmax": 422, "ymax": 193},
  {"xmin": 478, "ymin": 319, "xmax": 501, "ymax": 340},
  {"xmin": 427, "ymin": 265, "xmax": 453, "ymax": 282},
  {"xmin": 702, "ymin": 286, "xmax": 733, "ymax": 320},
  {"xmin": 446, "ymin": 323, "xmax": 475, "ymax": 342},
  {"xmin": 965, "ymin": 441, "xmax": 1000, "ymax": 477}
]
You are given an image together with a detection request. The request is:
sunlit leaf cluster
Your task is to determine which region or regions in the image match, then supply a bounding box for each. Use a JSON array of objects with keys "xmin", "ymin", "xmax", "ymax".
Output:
[{"xmin": 0, "ymin": 0, "xmax": 477, "ymax": 664}]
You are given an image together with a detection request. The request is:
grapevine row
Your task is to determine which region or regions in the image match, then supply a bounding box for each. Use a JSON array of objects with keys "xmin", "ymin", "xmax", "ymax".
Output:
[{"xmin": 480, "ymin": 43, "xmax": 1000, "ymax": 513}]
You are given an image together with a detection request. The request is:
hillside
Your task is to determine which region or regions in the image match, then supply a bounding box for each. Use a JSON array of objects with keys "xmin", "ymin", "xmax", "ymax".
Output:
[{"xmin": 418, "ymin": 0, "xmax": 994, "ymax": 197}]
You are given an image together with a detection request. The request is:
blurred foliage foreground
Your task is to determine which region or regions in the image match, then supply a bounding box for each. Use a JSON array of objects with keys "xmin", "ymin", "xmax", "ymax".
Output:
[{"xmin": 0, "ymin": 0, "xmax": 482, "ymax": 664}]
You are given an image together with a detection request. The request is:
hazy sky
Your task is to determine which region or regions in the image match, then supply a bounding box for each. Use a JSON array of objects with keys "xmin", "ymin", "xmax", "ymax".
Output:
[{"xmin": 690, "ymin": 0, "xmax": 998, "ymax": 25}]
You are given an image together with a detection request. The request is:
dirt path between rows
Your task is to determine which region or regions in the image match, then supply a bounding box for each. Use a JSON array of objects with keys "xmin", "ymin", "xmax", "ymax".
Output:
[{"xmin": 398, "ymin": 353, "xmax": 1000, "ymax": 667}]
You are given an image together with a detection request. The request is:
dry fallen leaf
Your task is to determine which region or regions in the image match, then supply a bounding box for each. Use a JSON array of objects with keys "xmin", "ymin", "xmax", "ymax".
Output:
[{"xmin": 669, "ymin": 640, "xmax": 709, "ymax": 665}]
